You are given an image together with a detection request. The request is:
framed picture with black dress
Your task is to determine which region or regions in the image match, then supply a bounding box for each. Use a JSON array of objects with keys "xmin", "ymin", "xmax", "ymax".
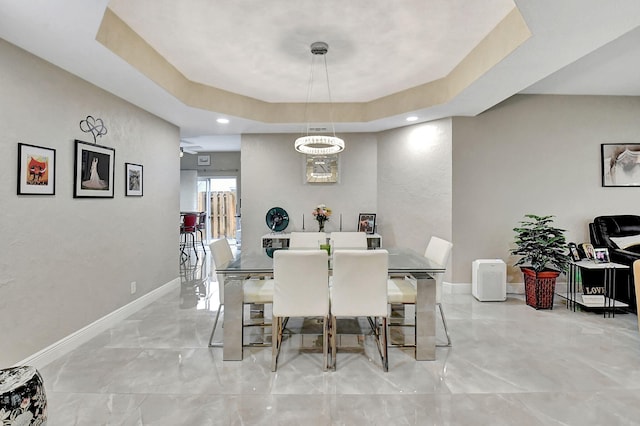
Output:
[
  {"xmin": 568, "ymin": 242, "xmax": 581, "ymax": 262},
  {"xmin": 74, "ymin": 139, "xmax": 115, "ymax": 198}
]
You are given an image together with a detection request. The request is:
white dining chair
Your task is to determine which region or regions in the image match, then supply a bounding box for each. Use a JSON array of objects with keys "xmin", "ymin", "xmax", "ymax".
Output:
[
  {"xmin": 387, "ymin": 236, "xmax": 453, "ymax": 348},
  {"xmin": 329, "ymin": 231, "xmax": 368, "ymax": 250},
  {"xmin": 272, "ymin": 249, "xmax": 330, "ymax": 371},
  {"xmin": 208, "ymin": 238, "xmax": 273, "ymax": 347},
  {"xmin": 330, "ymin": 249, "xmax": 389, "ymax": 371},
  {"xmin": 289, "ymin": 232, "xmax": 327, "ymax": 249}
]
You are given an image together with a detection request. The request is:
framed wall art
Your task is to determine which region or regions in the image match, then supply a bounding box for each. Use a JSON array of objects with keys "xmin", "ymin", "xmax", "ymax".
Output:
[
  {"xmin": 305, "ymin": 154, "xmax": 339, "ymax": 183},
  {"xmin": 197, "ymin": 155, "xmax": 210, "ymax": 166},
  {"xmin": 602, "ymin": 143, "xmax": 640, "ymax": 187},
  {"xmin": 17, "ymin": 143, "xmax": 56, "ymax": 195},
  {"xmin": 358, "ymin": 213, "xmax": 376, "ymax": 234},
  {"xmin": 125, "ymin": 163, "xmax": 143, "ymax": 196},
  {"xmin": 74, "ymin": 139, "xmax": 115, "ymax": 198}
]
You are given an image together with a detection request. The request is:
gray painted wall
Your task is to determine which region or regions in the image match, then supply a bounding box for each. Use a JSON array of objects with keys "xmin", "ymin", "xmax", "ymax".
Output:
[
  {"xmin": 377, "ymin": 119, "xmax": 453, "ymax": 280},
  {"xmin": 241, "ymin": 133, "xmax": 378, "ymax": 254},
  {"xmin": 0, "ymin": 38, "xmax": 180, "ymax": 366},
  {"xmin": 180, "ymin": 170, "xmax": 198, "ymax": 211},
  {"xmin": 452, "ymin": 94, "xmax": 640, "ymax": 284}
]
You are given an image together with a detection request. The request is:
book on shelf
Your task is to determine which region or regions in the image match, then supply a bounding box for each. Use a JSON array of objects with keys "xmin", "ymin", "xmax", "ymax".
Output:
[{"xmin": 581, "ymin": 294, "xmax": 605, "ymax": 305}]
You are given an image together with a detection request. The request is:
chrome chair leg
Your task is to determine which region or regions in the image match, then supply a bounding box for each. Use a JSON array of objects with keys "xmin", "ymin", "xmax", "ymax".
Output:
[
  {"xmin": 329, "ymin": 315, "xmax": 337, "ymax": 370},
  {"xmin": 387, "ymin": 303, "xmax": 417, "ymax": 351},
  {"xmin": 197, "ymin": 228, "xmax": 206, "ymax": 252},
  {"xmin": 271, "ymin": 316, "xmax": 281, "ymax": 372},
  {"xmin": 381, "ymin": 317, "xmax": 388, "ymax": 372},
  {"xmin": 322, "ymin": 315, "xmax": 329, "ymax": 371},
  {"xmin": 436, "ymin": 302, "xmax": 452, "ymax": 347},
  {"xmin": 368, "ymin": 316, "xmax": 389, "ymax": 372},
  {"xmin": 208, "ymin": 303, "xmax": 223, "ymax": 347},
  {"xmin": 191, "ymin": 232, "xmax": 199, "ymax": 260}
]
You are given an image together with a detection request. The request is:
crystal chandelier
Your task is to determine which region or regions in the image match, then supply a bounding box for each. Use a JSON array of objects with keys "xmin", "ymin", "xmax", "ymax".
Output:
[{"xmin": 294, "ymin": 42, "xmax": 345, "ymax": 155}]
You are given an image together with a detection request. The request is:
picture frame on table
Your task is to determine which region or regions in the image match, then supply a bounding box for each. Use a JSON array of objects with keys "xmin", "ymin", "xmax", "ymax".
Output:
[
  {"xmin": 602, "ymin": 143, "xmax": 640, "ymax": 187},
  {"xmin": 124, "ymin": 163, "xmax": 143, "ymax": 197},
  {"xmin": 593, "ymin": 247, "xmax": 610, "ymax": 264},
  {"xmin": 567, "ymin": 242, "xmax": 581, "ymax": 262},
  {"xmin": 357, "ymin": 213, "xmax": 376, "ymax": 234},
  {"xmin": 73, "ymin": 139, "xmax": 115, "ymax": 198},
  {"xmin": 581, "ymin": 243, "xmax": 595, "ymax": 260},
  {"xmin": 17, "ymin": 143, "xmax": 56, "ymax": 195}
]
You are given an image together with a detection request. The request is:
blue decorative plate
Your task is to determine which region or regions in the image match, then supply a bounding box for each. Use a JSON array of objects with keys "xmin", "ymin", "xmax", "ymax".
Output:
[
  {"xmin": 265, "ymin": 207, "xmax": 289, "ymax": 232},
  {"xmin": 265, "ymin": 247, "xmax": 286, "ymax": 258}
]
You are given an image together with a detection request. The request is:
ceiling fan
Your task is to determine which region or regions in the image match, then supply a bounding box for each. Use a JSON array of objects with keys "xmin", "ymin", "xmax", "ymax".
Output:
[{"xmin": 179, "ymin": 139, "xmax": 201, "ymax": 154}]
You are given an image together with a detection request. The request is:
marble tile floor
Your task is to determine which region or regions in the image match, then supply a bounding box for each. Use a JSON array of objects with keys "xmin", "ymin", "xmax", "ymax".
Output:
[{"xmin": 39, "ymin": 253, "xmax": 640, "ymax": 425}]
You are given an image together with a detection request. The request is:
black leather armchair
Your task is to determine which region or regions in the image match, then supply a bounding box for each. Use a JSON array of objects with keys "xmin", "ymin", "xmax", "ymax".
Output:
[
  {"xmin": 589, "ymin": 215, "xmax": 640, "ymax": 310},
  {"xmin": 591, "ymin": 215, "xmax": 640, "ymax": 265}
]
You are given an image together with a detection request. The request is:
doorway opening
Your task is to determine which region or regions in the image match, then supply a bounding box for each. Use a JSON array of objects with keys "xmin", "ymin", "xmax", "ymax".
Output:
[{"xmin": 197, "ymin": 177, "xmax": 239, "ymax": 248}]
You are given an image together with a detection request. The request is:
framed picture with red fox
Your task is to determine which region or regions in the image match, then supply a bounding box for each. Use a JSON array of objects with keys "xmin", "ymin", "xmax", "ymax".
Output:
[{"xmin": 17, "ymin": 143, "xmax": 56, "ymax": 195}]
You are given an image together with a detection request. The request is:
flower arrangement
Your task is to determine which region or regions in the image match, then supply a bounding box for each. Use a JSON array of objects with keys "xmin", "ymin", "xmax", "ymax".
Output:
[{"xmin": 312, "ymin": 204, "xmax": 332, "ymax": 231}]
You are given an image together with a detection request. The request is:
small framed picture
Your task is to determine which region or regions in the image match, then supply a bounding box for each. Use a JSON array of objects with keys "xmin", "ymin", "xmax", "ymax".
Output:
[
  {"xmin": 17, "ymin": 143, "xmax": 56, "ymax": 195},
  {"xmin": 593, "ymin": 247, "xmax": 610, "ymax": 264},
  {"xmin": 568, "ymin": 242, "xmax": 581, "ymax": 262},
  {"xmin": 74, "ymin": 139, "xmax": 115, "ymax": 198},
  {"xmin": 357, "ymin": 213, "xmax": 376, "ymax": 234},
  {"xmin": 125, "ymin": 163, "xmax": 143, "ymax": 196},
  {"xmin": 197, "ymin": 155, "xmax": 210, "ymax": 166},
  {"xmin": 581, "ymin": 243, "xmax": 595, "ymax": 260}
]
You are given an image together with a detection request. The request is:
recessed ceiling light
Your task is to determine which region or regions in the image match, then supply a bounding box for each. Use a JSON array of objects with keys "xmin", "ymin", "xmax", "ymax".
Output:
[
  {"xmin": 406, "ymin": 116, "xmax": 418, "ymax": 122},
  {"xmin": 216, "ymin": 118, "xmax": 229, "ymax": 124}
]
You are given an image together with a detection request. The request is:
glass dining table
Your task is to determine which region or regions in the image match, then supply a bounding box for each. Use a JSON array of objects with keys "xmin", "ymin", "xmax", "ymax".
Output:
[{"xmin": 217, "ymin": 247, "xmax": 446, "ymax": 361}]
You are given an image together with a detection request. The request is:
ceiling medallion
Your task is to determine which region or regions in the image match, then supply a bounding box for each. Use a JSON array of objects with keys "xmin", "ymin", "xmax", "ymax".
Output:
[{"xmin": 295, "ymin": 41, "xmax": 345, "ymax": 155}]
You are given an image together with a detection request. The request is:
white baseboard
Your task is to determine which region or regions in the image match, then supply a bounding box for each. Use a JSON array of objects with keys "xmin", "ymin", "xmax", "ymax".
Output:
[
  {"xmin": 444, "ymin": 282, "xmax": 527, "ymax": 295},
  {"xmin": 443, "ymin": 282, "xmax": 471, "ymax": 294},
  {"xmin": 508, "ymin": 283, "xmax": 524, "ymax": 294},
  {"xmin": 15, "ymin": 277, "xmax": 181, "ymax": 370}
]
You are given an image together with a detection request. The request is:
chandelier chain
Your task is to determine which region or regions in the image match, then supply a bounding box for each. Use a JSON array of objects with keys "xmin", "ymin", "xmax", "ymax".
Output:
[
  {"xmin": 294, "ymin": 41, "xmax": 345, "ymax": 155},
  {"xmin": 302, "ymin": 53, "xmax": 315, "ymax": 135},
  {"xmin": 322, "ymin": 53, "xmax": 338, "ymax": 138}
]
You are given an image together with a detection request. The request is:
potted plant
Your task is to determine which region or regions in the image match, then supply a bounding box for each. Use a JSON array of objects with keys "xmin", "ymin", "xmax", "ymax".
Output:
[{"xmin": 511, "ymin": 214, "xmax": 571, "ymax": 309}]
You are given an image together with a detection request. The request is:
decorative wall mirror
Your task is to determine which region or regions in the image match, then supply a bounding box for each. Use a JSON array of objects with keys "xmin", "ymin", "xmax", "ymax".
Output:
[{"xmin": 305, "ymin": 154, "xmax": 339, "ymax": 183}]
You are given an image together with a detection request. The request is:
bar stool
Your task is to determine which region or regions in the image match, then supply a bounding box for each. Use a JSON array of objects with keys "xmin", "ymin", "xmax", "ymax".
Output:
[
  {"xmin": 195, "ymin": 211, "xmax": 207, "ymax": 250},
  {"xmin": 180, "ymin": 213, "xmax": 199, "ymax": 261}
]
